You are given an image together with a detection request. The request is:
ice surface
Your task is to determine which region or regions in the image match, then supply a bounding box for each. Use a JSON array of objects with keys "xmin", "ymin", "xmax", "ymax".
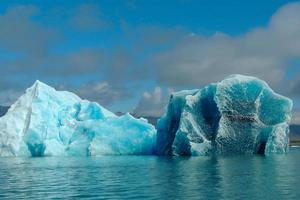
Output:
[
  {"xmin": 0, "ymin": 81, "xmax": 156, "ymax": 157},
  {"xmin": 156, "ymin": 75, "xmax": 293, "ymax": 156},
  {"xmin": 0, "ymin": 75, "xmax": 293, "ymax": 157}
]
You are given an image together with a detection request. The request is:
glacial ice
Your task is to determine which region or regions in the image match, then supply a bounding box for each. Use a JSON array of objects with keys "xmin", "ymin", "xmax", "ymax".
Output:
[
  {"xmin": 156, "ymin": 75, "xmax": 293, "ymax": 156},
  {"xmin": 0, "ymin": 81, "xmax": 156, "ymax": 157},
  {"xmin": 0, "ymin": 75, "xmax": 293, "ymax": 157}
]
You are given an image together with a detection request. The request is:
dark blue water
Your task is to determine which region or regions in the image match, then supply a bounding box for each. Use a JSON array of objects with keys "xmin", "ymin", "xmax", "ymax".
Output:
[{"xmin": 0, "ymin": 148, "xmax": 299, "ymax": 200}]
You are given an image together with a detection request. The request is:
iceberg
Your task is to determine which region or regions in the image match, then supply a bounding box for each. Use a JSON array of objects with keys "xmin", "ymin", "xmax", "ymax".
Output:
[
  {"xmin": 156, "ymin": 75, "xmax": 293, "ymax": 156},
  {"xmin": 0, "ymin": 81, "xmax": 156, "ymax": 157},
  {"xmin": 0, "ymin": 75, "xmax": 293, "ymax": 157}
]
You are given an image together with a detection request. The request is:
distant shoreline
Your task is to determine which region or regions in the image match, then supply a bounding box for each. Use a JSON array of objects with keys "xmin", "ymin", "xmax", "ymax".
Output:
[{"xmin": 290, "ymin": 141, "xmax": 300, "ymax": 146}]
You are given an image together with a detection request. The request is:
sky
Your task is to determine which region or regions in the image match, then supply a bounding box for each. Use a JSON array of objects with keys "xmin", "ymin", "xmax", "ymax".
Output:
[{"xmin": 1, "ymin": 0, "xmax": 300, "ymax": 122}]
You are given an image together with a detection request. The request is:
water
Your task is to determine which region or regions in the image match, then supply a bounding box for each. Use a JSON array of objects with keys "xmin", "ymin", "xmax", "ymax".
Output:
[{"xmin": 0, "ymin": 148, "xmax": 299, "ymax": 200}]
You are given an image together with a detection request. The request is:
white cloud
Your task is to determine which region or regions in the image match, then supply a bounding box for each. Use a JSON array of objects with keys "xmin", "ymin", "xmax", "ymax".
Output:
[
  {"xmin": 153, "ymin": 2, "xmax": 300, "ymax": 88},
  {"xmin": 133, "ymin": 2, "xmax": 300, "ymax": 117},
  {"xmin": 1, "ymin": 2, "xmax": 300, "ymax": 116},
  {"xmin": 133, "ymin": 87, "xmax": 173, "ymax": 117}
]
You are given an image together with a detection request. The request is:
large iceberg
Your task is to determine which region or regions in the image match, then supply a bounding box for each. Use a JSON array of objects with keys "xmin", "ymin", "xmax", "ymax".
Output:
[
  {"xmin": 0, "ymin": 81, "xmax": 156, "ymax": 157},
  {"xmin": 0, "ymin": 75, "xmax": 293, "ymax": 157},
  {"xmin": 156, "ymin": 75, "xmax": 293, "ymax": 156}
]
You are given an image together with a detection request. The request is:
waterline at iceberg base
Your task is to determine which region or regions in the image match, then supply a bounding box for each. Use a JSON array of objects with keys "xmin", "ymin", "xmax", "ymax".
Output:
[{"xmin": 0, "ymin": 75, "xmax": 293, "ymax": 157}]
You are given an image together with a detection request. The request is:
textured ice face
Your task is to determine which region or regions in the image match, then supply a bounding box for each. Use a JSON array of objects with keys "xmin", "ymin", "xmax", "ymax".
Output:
[
  {"xmin": 0, "ymin": 81, "xmax": 156, "ymax": 157},
  {"xmin": 0, "ymin": 75, "xmax": 293, "ymax": 157},
  {"xmin": 156, "ymin": 75, "xmax": 293, "ymax": 156}
]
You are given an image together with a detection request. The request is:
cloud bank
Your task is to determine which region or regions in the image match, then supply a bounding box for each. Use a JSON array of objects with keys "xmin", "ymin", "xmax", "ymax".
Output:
[
  {"xmin": 133, "ymin": 87, "xmax": 173, "ymax": 117},
  {"xmin": 153, "ymin": 2, "xmax": 300, "ymax": 88},
  {"xmin": 0, "ymin": 2, "xmax": 300, "ymax": 117},
  {"xmin": 134, "ymin": 2, "xmax": 300, "ymax": 116}
]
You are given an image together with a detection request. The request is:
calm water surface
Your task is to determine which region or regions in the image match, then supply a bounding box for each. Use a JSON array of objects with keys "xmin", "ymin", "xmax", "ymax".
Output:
[{"xmin": 0, "ymin": 148, "xmax": 299, "ymax": 200}]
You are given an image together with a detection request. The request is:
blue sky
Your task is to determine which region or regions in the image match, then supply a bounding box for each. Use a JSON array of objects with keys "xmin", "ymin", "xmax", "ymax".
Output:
[{"xmin": 0, "ymin": 0, "xmax": 300, "ymax": 121}]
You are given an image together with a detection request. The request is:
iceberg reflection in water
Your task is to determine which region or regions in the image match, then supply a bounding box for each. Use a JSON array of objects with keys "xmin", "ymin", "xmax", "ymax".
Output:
[{"xmin": 0, "ymin": 148, "xmax": 299, "ymax": 199}]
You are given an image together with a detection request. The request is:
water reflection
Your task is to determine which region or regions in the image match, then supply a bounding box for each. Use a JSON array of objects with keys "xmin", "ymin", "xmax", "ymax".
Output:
[{"xmin": 0, "ymin": 149, "xmax": 299, "ymax": 199}]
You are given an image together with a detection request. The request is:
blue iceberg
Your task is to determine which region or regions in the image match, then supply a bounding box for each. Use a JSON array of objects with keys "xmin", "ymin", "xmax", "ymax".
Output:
[
  {"xmin": 156, "ymin": 75, "xmax": 293, "ymax": 156},
  {"xmin": 0, "ymin": 81, "xmax": 156, "ymax": 157},
  {"xmin": 0, "ymin": 75, "xmax": 293, "ymax": 157}
]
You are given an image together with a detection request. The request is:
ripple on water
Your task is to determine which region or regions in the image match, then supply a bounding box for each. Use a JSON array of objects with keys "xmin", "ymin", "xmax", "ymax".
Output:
[{"xmin": 0, "ymin": 149, "xmax": 299, "ymax": 200}]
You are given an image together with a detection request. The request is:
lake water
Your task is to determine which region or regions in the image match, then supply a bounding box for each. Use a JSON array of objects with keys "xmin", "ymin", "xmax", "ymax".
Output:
[{"xmin": 0, "ymin": 148, "xmax": 299, "ymax": 200}]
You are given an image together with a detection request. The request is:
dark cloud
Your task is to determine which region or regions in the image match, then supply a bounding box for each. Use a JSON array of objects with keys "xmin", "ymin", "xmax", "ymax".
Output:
[
  {"xmin": 70, "ymin": 4, "xmax": 110, "ymax": 31},
  {"xmin": 0, "ymin": 5, "xmax": 61, "ymax": 55},
  {"xmin": 0, "ymin": 89, "xmax": 22, "ymax": 106},
  {"xmin": 50, "ymin": 48, "xmax": 107, "ymax": 76},
  {"xmin": 289, "ymin": 78, "xmax": 300, "ymax": 96},
  {"xmin": 72, "ymin": 81, "xmax": 133, "ymax": 107},
  {"xmin": 0, "ymin": 4, "xmax": 106, "ymax": 77},
  {"xmin": 104, "ymin": 26, "xmax": 187, "ymax": 84},
  {"xmin": 0, "ymin": 4, "xmax": 62, "ymax": 77},
  {"xmin": 0, "ymin": 3, "xmax": 120, "ymax": 107}
]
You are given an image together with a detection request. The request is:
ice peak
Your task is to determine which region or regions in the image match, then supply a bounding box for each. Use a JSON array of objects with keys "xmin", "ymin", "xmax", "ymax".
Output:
[
  {"xmin": 34, "ymin": 80, "xmax": 42, "ymax": 84},
  {"xmin": 25, "ymin": 80, "xmax": 61, "ymax": 101},
  {"xmin": 31, "ymin": 80, "xmax": 53, "ymax": 90}
]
